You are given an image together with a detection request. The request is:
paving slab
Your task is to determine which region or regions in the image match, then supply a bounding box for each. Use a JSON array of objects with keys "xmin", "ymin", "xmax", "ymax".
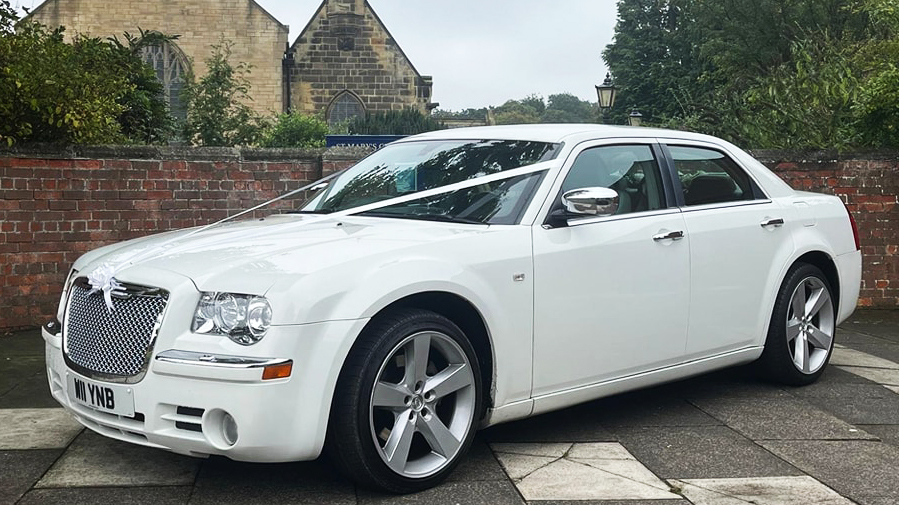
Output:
[
  {"xmin": 0, "ymin": 408, "xmax": 83, "ymax": 450},
  {"xmin": 492, "ymin": 442, "xmax": 679, "ymax": 501},
  {"xmin": 17, "ymin": 486, "xmax": 191, "ymax": 505},
  {"xmin": 612, "ymin": 425, "xmax": 801, "ymax": 479},
  {"xmin": 37, "ymin": 431, "xmax": 199, "ymax": 488},
  {"xmin": 190, "ymin": 456, "xmax": 354, "ymax": 505},
  {"xmin": 887, "ymin": 385, "xmax": 899, "ymax": 395},
  {"xmin": 357, "ymin": 480, "xmax": 525, "ymax": 505},
  {"xmin": 531, "ymin": 501, "xmax": 691, "ymax": 505},
  {"xmin": 761, "ymin": 440, "xmax": 899, "ymax": 504},
  {"xmin": 831, "ymin": 347, "xmax": 899, "ymax": 369},
  {"xmin": 841, "ymin": 311, "xmax": 899, "ymax": 344},
  {"xmin": 0, "ymin": 330, "xmax": 44, "ymax": 356},
  {"xmin": 857, "ymin": 425, "xmax": 899, "ymax": 447},
  {"xmin": 0, "ymin": 356, "xmax": 57, "ymax": 409},
  {"xmin": 837, "ymin": 366, "xmax": 899, "ymax": 386},
  {"xmin": 670, "ymin": 476, "xmax": 853, "ymax": 505},
  {"xmin": 482, "ymin": 402, "xmax": 616, "ymax": 443},
  {"xmin": 842, "ymin": 342, "xmax": 899, "ymax": 364},
  {"xmin": 804, "ymin": 365, "xmax": 874, "ymax": 386},
  {"xmin": 835, "ymin": 328, "xmax": 895, "ymax": 346},
  {"xmin": 595, "ymin": 390, "xmax": 721, "ymax": 427},
  {"xmin": 789, "ymin": 383, "xmax": 899, "ymax": 425},
  {"xmin": 446, "ymin": 438, "xmax": 510, "ymax": 482},
  {"xmin": 0, "ymin": 450, "xmax": 62, "ymax": 505},
  {"xmin": 687, "ymin": 390, "xmax": 875, "ymax": 441}
]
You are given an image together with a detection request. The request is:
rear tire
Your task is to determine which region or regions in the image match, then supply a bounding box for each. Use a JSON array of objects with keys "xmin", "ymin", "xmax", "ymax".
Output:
[
  {"xmin": 327, "ymin": 308, "xmax": 482, "ymax": 493},
  {"xmin": 758, "ymin": 263, "xmax": 836, "ymax": 386}
]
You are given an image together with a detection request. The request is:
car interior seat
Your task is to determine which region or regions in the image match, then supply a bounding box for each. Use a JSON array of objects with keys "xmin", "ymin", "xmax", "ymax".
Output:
[{"xmin": 685, "ymin": 174, "xmax": 737, "ymax": 205}]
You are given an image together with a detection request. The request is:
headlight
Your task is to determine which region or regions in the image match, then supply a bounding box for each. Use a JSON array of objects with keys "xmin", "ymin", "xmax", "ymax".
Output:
[{"xmin": 192, "ymin": 292, "xmax": 272, "ymax": 345}]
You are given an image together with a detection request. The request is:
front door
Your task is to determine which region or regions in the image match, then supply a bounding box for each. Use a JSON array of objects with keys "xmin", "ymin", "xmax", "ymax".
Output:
[{"xmin": 531, "ymin": 142, "xmax": 690, "ymax": 397}]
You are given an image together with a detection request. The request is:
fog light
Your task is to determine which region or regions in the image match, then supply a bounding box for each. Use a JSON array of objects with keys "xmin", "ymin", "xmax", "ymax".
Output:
[{"xmin": 222, "ymin": 413, "xmax": 239, "ymax": 446}]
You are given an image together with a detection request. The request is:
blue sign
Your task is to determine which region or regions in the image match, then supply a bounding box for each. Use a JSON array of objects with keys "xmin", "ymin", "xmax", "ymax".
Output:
[{"xmin": 326, "ymin": 135, "xmax": 406, "ymax": 149}]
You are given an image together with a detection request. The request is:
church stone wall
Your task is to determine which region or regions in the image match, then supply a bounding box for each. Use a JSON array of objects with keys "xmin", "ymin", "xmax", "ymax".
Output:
[
  {"xmin": 29, "ymin": 0, "xmax": 288, "ymax": 117},
  {"xmin": 287, "ymin": 0, "xmax": 433, "ymax": 121}
]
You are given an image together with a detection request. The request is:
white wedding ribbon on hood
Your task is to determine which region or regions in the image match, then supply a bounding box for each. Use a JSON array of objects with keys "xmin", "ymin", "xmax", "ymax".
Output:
[{"xmin": 82, "ymin": 157, "xmax": 556, "ymax": 306}]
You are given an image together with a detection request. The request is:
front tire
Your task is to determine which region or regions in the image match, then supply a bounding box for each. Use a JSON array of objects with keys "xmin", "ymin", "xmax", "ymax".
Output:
[
  {"xmin": 758, "ymin": 263, "xmax": 836, "ymax": 386},
  {"xmin": 327, "ymin": 308, "xmax": 482, "ymax": 493}
]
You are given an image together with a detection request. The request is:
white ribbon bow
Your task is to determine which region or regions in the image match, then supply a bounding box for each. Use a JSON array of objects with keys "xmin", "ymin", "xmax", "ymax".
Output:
[{"xmin": 86, "ymin": 263, "xmax": 127, "ymax": 312}]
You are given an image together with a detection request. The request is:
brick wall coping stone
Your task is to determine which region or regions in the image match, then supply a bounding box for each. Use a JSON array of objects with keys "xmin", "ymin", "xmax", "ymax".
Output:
[
  {"xmin": 0, "ymin": 144, "xmax": 377, "ymax": 163},
  {"xmin": 749, "ymin": 149, "xmax": 899, "ymax": 164}
]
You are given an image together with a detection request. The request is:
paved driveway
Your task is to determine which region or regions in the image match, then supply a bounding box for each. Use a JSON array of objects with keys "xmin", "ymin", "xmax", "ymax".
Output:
[{"xmin": 2, "ymin": 311, "xmax": 898, "ymax": 505}]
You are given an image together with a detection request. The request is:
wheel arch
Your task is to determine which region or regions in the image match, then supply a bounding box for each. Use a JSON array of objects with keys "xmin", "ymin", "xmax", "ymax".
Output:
[
  {"xmin": 369, "ymin": 291, "xmax": 496, "ymax": 415},
  {"xmin": 793, "ymin": 250, "xmax": 840, "ymax": 312}
]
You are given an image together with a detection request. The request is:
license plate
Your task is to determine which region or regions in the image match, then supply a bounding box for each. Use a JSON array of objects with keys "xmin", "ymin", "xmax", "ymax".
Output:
[{"xmin": 66, "ymin": 373, "xmax": 135, "ymax": 417}]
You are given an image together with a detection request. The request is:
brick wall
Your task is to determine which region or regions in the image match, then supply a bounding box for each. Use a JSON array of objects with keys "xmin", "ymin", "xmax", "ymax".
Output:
[
  {"xmin": 0, "ymin": 145, "xmax": 368, "ymax": 331},
  {"xmin": 0, "ymin": 147, "xmax": 896, "ymax": 331}
]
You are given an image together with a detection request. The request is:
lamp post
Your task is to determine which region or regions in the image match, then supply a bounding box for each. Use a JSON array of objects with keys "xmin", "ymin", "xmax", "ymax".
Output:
[
  {"xmin": 595, "ymin": 72, "xmax": 617, "ymax": 124},
  {"xmin": 628, "ymin": 108, "xmax": 643, "ymax": 127}
]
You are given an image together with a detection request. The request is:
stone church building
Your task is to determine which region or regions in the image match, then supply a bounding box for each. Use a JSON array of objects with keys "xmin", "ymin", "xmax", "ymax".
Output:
[{"xmin": 29, "ymin": 0, "xmax": 436, "ymax": 125}]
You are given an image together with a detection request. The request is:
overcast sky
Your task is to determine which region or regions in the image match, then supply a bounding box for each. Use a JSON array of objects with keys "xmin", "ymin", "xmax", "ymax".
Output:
[{"xmin": 14, "ymin": 0, "xmax": 619, "ymax": 111}]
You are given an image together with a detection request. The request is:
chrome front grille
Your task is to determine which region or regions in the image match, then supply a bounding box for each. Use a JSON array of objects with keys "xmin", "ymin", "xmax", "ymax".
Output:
[{"xmin": 64, "ymin": 278, "xmax": 169, "ymax": 380}]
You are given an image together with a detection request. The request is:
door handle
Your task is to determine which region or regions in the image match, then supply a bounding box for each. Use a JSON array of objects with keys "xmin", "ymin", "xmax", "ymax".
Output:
[
  {"xmin": 653, "ymin": 230, "xmax": 685, "ymax": 241},
  {"xmin": 760, "ymin": 218, "xmax": 785, "ymax": 228}
]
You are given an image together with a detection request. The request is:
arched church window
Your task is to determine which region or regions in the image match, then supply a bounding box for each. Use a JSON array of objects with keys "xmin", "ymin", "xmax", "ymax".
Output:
[
  {"xmin": 328, "ymin": 91, "xmax": 365, "ymax": 126},
  {"xmin": 140, "ymin": 40, "xmax": 190, "ymax": 122}
]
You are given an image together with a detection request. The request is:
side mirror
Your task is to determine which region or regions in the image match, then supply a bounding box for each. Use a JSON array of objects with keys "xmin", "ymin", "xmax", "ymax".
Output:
[{"xmin": 561, "ymin": 187, "xmax": 619, "ymax": 217}]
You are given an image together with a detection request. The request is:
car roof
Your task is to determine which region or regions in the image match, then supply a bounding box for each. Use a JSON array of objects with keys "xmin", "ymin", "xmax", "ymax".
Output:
[{"xmin": 403, "ymin": 123, "xmax": 725, "ymax": 146}]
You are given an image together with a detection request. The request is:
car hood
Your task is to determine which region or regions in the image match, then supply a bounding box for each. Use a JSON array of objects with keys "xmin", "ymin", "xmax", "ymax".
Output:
[{"xmin": 74, "ymin": 215, "xmax": 491, "ymax": 294}]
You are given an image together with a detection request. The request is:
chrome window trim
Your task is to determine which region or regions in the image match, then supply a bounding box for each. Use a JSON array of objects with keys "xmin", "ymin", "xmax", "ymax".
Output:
[
  {"xmin": 679, "ymin": 199, "xmax": 774, "ymax": 213},
  {"xmin": 562, "ymin": 207, "xmax": 683, "ymax": 228}
]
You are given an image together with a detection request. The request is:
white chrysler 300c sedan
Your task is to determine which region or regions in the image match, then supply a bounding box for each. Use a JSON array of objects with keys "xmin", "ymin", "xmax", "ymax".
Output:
[{"xmin": 43, "ymin": 125, "xmax": 861, "ymax": 492}]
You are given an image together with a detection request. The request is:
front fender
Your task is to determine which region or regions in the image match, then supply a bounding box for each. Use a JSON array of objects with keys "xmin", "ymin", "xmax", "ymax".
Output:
[{"xmin": 266, "ymin": 226, "xmax": 536, "ymax": 409}]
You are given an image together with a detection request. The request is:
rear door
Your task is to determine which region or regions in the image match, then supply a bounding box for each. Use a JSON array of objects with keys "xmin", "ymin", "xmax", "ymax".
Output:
[{"xmin": 659, "ymin": 141, "xmax": 795, "ymax": 358}]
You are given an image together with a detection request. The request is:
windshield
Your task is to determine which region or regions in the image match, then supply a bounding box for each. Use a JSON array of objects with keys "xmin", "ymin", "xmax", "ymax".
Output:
[{"xmin": 300, "ymin": 139, "xmax": 559, "ymax": 223}]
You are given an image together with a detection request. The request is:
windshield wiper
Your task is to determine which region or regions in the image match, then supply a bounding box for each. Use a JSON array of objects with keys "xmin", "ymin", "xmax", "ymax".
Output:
[{"xmin": 360, "ymin": 211, "xmax": 485, "ymax": 225}]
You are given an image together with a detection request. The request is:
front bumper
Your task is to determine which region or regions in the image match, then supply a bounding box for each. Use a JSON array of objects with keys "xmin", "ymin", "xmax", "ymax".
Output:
[{"xmin": 43, "ymin": 317, "xmax": 368, "ymax": 462}]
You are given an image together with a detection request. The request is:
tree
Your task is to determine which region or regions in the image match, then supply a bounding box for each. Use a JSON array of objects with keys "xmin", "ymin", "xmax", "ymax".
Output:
[
  {"xmin": 181, "ymin": 39, "xmax": 263, "ymax": 146},
  {"xmin": 604, "ymin": 0, "xmax": 899, "ymax": 148},
  {"xmin": 492, "ymin": 94, "xmax": 597, "ymax": 125},
  {"xmin": 543, "ymin": 93, "xmax": 597, "ymax": 123},
  {"xmin": 602, "ymin": 0, "xmax": 707, "ymax": 123},
  {"xmin": 492, "ymin": 99, "xmax": 541, "ymax": 125}
]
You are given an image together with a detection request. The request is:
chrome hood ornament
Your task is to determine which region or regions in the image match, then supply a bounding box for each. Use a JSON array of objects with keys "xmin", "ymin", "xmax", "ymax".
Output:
[{"xmin": 86, "ymin": 263, "xmax": 126, "ymax": 312}]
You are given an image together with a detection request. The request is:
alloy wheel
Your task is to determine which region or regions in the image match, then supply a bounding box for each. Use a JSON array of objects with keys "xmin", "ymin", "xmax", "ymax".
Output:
[
  {"xmin": 786, "ymin": 276, "xmax": 835, "ymax": 374},
  {"xmin": 368, "ymin": 330, "xmax": 476, "ymax": 478}
]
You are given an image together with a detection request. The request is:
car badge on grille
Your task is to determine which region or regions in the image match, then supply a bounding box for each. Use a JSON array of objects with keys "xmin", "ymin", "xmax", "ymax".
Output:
[{"xmin": 86, "ymin": 263, "xmax": 127, "ymax": 312}]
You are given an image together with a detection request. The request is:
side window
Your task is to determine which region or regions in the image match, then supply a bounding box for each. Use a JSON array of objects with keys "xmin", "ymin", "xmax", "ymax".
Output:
[
  {"xmin": 560, "ymin": 145, "xmax": 665, "ymax": 215},
  {"xmin": 669, "ymin": 146, "xmax": 757, "ymax": 206}
]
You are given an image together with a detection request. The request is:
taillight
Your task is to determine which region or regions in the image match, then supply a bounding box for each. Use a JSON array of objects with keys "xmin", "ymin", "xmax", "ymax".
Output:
[{"xmin": 843, "ymin": 202, "xmax": 860, "ymax": 251}]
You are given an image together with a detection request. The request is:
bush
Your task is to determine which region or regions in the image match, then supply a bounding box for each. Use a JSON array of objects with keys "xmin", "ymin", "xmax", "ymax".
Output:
[
  {"xmin": 348, "ymin": 108, "xmax": 443, "ymax": 135},
  {"xmin": 259, "ymin": 112, "xmax": 328, "ymax": 148}
]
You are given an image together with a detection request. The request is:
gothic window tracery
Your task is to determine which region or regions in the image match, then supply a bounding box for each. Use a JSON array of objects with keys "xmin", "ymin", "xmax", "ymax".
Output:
[
  {"xmin": 328, "ymin": 91, "xmax": 365, "ymax": 126},
  {"xmin": 140, "ymin": 40, "xmax": 190, "ymax": 122}
]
